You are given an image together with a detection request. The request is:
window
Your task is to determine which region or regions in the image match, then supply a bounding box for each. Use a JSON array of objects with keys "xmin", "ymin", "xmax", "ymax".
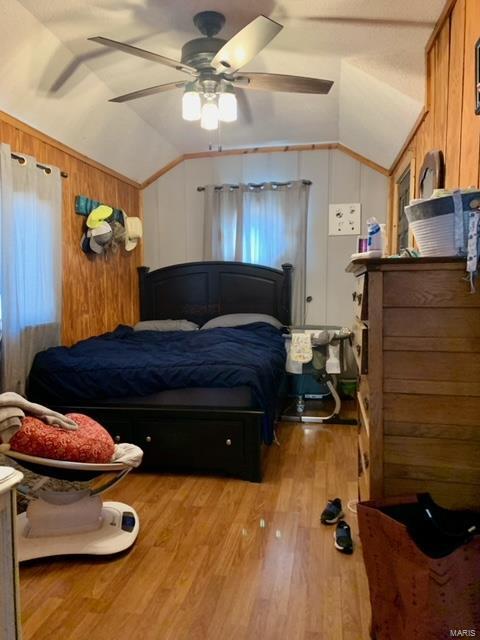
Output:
[{"xmin": 203, "ymin": 180, "xmax": 310, "ymax": 323}]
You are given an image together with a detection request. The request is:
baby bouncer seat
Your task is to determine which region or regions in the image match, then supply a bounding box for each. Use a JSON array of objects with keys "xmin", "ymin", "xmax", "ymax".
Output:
[
  {"xmin": 282, "ymin": 325, "xmax": 353, "ymax": 423},
  {"xmin": 2, "ymin": 450, "xmax": 140, "ymax": 562}
]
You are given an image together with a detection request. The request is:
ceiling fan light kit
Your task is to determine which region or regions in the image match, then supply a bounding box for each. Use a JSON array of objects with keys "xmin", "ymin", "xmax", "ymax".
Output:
[
  {"xmin": 89, "ymin": 10, "xmax": 333, "ymax": 131},
  {"xmin": 182, "ymin": 80, "xmax": 238, "ymax": 129},
  {"xmin": 201, "ymin": 100, "xmax": 219, "ymax": 130},
  {"xmin": 182, "ymin": 83, "xmax": 202, "ymax": 121}
]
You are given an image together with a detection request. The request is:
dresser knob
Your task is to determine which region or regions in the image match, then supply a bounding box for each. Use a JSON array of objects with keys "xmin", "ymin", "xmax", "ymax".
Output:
[
  {"xmin": 145, "ymin": 436, "xmax": 152, "ymax": 443},
  {"xmin": 226, "ymin": 438, "xmax": 232, "ymax": 446},
  {"xmin": 114, "ymin": 435, "xmax": 121, "ymax": 443}
]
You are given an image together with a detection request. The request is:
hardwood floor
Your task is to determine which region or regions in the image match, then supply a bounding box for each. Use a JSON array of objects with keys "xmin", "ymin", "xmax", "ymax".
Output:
[{"xmin": 19, "ymin": 422, "xmax": 371, "ymax": 640}]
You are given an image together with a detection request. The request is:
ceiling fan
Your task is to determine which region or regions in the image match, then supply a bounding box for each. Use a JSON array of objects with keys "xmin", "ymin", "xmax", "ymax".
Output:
[{"xmin": 88, "ymin": 11, "xmax": 333, "ymax": 130}]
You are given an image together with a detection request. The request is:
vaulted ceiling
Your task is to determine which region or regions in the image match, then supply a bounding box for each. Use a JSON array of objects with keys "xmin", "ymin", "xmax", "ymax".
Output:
[{"xmin": 1, "ymin": 0, "xmax": 445, "ymax": 181}]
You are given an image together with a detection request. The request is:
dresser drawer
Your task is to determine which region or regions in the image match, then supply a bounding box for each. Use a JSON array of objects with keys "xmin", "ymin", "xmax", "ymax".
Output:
[
  {"xmin": 358, "ymin": 408, "xmax": 371, "ymax": 501},
  {"xmin": 357, "ymin": 384, "xmax": 370, "ymax": 437},
  {"xmin": 352, "ymin": 274, "xmax": 368, "ymax": 321},
  {"xmin": 352, "ymin": 321, "xmax": 368, "ymax": 374}
]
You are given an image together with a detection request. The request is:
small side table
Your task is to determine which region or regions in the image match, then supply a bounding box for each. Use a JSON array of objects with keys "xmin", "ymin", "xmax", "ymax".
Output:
[{"xmin": 0, "ymin": 466, "xmax": 23, "ymax": 640}]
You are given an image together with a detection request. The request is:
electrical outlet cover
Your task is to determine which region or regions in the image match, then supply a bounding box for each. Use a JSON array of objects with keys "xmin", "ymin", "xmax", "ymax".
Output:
[{"xmin": 328, "ymin": 203, "xmax": 361, "ymax": 235}]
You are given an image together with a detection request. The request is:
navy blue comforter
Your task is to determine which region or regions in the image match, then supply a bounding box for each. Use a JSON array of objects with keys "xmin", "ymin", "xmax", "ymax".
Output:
[{"xmin": 28, "ymin": 323, "xmax": 286, "ymax": 443}]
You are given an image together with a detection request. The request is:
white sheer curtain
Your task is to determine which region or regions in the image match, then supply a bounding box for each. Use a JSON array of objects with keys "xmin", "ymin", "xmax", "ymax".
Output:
[
  {"xmin": 203, "ymin": 180, "xmax": 309, "ymax": 324},
  {"xmin": 0, "ymin": 143, "xmax": 62, "ymax": 394},
  {"xmin": 203, "ymin": 185, "xmax": 243, "ymax": 261}
]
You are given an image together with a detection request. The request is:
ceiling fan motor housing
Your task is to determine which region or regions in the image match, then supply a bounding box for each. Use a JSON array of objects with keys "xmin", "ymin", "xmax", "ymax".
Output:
[{"xmin": 181, "ymin": 37, "xmax": 226, "ymax": 70}]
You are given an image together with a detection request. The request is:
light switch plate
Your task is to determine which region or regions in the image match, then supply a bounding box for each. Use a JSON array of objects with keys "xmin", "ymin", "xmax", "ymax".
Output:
[{"xmin": 328, "ymin": 203, "xmax": 361, "ymax": 235}]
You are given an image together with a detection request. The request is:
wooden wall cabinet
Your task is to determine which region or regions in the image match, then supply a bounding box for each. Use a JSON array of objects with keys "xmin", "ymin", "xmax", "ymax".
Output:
[{"xmin": 348, "ymin": 257, "xmax": 480, "ymax": 510}]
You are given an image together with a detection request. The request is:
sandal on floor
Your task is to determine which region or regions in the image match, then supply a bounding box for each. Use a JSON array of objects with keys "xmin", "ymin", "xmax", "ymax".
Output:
[
  {"xmin": 334, "ymin": 520, "xmax": 353, "ymax": 554},
  {"xmin": 320, "ymin": 498, "xmax": 344, "ymax": 525}
]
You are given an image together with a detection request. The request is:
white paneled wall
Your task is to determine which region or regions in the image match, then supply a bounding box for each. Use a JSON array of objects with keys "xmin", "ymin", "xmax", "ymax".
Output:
[{"xmin": 143, "ymin": 150, "xmax": 388, "ymax": 327}]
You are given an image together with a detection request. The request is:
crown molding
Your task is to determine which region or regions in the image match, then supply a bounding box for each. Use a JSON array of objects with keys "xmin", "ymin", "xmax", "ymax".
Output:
[{"xmin": 139, "ymin": 142, "xmax": 389, "ymax": 189}]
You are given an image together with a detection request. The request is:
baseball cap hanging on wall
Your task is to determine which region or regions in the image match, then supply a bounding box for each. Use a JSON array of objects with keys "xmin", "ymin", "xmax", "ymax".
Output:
[
  {"xmin": 122, "ymin": 211, "xmax": 143, "ymax": 251},
  {"xmin": 86, "ymin": 204, "xmax": 114, "ymax": 228},
  {"xmin": 87, "ymin": 221, "xmax": 113, "ymax": 254}
]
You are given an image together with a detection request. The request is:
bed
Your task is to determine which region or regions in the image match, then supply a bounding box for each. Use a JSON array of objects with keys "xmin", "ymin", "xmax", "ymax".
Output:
[{"xmin": 27, "ymin": 261, "xmax": 292, "ymax": 481}]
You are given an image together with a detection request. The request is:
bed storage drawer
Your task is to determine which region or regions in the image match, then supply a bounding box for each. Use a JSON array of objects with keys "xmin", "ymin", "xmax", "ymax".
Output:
[
  {"xmin": 136, "ymin": 418, "xmax": 245, "ymax": 470},
  {"xmin": 129, "ymin": 409, "xmax": 263, "ymax": 480}
]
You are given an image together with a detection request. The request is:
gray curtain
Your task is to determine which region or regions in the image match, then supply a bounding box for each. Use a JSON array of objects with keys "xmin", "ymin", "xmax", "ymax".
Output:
[{"xmin": 203, "ymin": 180, "xmax": 310, "ymax": 324}]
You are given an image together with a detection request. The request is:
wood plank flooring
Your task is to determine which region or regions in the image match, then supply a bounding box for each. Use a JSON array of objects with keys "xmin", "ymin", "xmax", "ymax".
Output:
[{"xmin": 19, "ymin": 422, "xmax": 371, "ymax": 640}]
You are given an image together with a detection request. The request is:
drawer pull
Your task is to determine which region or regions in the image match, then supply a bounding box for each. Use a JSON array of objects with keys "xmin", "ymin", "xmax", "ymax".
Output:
[
  {"xmin": 357, "ymin": 293, "xmax": 362, "ymax": 305},
  {"xmin": 352, "ymin": 291, "xmax": 357, "ymax": 301},
  {"xmin": 356, "ymin": 345, "xmax": 361, "ymax": 355},
  {"xmin": 114, "ymin": 435, "xmax": 121, "ymax": 443},
  {"xmin": 145, "ymin": 436, "xmax": 152, "ymax": 443},
  {"xmin": 226, "ymin": 438, "xmax": 232, "ymax": 446}
]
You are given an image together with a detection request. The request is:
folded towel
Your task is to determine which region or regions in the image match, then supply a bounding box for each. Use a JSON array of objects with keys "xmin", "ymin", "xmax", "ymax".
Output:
[
  {"xmin": 290, "ymin": 333, "xmax": 313, "ymax": 364},
  {"xmin": 0, "ymin": 392, "xmax": 78, "ymax": 443}
]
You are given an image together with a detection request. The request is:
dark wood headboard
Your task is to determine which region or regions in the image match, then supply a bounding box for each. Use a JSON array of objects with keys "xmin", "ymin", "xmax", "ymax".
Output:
[{"xmin": 138, "ymin": 261, "xmax": 292, "ymax": 326}]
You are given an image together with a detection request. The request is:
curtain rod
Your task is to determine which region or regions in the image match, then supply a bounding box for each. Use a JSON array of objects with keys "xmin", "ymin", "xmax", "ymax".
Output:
[
  {"xmin": 11, "ymin": 153, "xmax": 68, "ymax": 178},
  {"xmin": 197, "ymin": 179, "xmax": 312, "ymax": 192}
]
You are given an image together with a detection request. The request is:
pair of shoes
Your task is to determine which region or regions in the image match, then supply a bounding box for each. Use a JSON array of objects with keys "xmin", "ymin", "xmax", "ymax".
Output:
[{"xmin": 320, "ymin": 498, "xmax": 353, "ymax": 555}]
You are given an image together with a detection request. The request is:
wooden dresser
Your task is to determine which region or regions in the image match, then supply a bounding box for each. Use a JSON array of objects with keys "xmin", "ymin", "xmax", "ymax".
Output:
[{"xmin": 347, "ymin": 257, "xmax": 480, "ymax": 510}]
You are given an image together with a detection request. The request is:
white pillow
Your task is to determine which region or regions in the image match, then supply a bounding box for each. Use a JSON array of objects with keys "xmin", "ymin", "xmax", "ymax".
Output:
[
  {"xmin": 201, "ymin": 313, "xmax": 283, "ymax": 330},
  {"xmin": 134, "ymin": 319, "xmax": 199, "ymax": 332}
]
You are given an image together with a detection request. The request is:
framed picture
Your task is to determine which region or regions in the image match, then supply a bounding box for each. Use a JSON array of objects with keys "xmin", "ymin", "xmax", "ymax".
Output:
[
  {"xmin": 476, "ymin": 38, "xmax": 480, "ymax": 115},
  {"xmin": 417, "ymin": 150, "xmax": 445, "ymax": 199}
]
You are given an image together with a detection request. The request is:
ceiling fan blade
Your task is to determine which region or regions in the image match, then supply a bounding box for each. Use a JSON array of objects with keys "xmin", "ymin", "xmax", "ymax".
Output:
[
  {"xmin": 211, "ymin": 16, "xmax": 282, "ymax": 74},
  {"xmin": 234, "ymin": 73, "xmax": 333, "ymax": 94},
  {"xmin": 274, "ymin": 15, "xmax": 434, "ymax": 28},
  {"xmin": 88, "ymin": 37, "xmax": 197, "ymax": 75},
  {"xmin": 109, "ymin": 81, "xmax": 186, "ymax": 103}
]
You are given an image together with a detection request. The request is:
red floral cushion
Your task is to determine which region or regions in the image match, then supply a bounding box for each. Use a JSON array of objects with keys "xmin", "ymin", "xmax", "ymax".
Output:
[{"xmin": 9, "ymin": 413, "xmax": 115, "ymax": 463}]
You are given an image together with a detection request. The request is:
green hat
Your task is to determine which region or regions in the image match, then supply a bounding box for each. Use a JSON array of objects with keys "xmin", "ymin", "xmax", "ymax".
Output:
[{"xmin": 86, "ymin": 204, "xmax": 113, "ymax": 229}]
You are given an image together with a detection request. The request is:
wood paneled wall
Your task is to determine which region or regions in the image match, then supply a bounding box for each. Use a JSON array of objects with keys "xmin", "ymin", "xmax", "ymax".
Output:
[
  {"xmin": 0, "ymin": 113, "xmax": 141, "ymax": 345},
  {"xmin": 389, "ymin": 0, "xmax": 480, "ymax": 247}
]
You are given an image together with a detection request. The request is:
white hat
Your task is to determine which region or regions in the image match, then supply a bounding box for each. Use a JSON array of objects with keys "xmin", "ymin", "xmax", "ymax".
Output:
[
  {"xmin": 87, "ymin": 221, "xmax": 112, "ymax": 254},
  {"xmin": 124, "ymin": 215, "xmax": 143, "ymax": 251}
]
